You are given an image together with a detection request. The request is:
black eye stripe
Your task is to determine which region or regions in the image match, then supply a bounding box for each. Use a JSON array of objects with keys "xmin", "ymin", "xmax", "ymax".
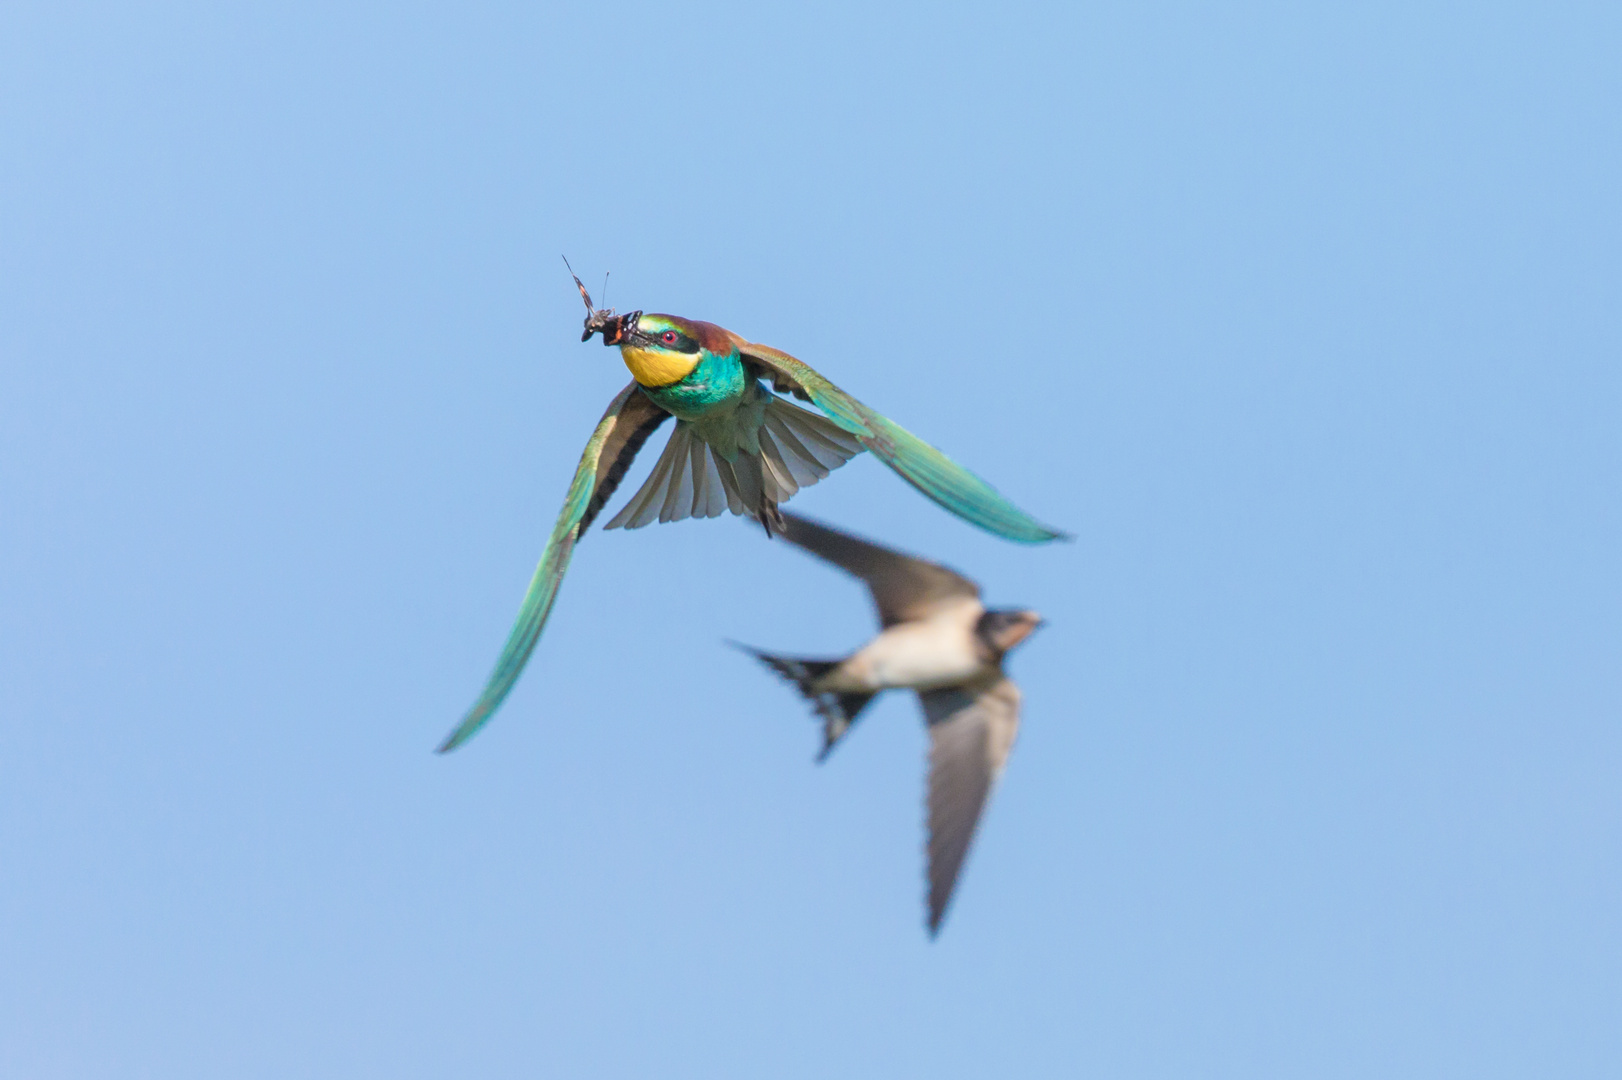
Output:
[{"xmin": 654, "ymin": 330, "xmax": 699, "ymax": 353}]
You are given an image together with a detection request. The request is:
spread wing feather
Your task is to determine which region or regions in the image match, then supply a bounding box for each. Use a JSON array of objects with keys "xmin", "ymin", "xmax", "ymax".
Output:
[
  {"xmin": 777, "ymin": 512, "xmax": 981, "ymax": 627},
  {"xmin": 437, "ymin": 382, "xmax": 667, "ymax": 753},
  {"xmin": 604, "ymin": 398, "xmax": 862, "ymax": 530},
  {"xmin": 920, "ymin": 676, "xmax": 1022, "ymax": 935},
  {"xmin": 739, "ymin": 343, "xmax": 1066, "ymax": 543}
]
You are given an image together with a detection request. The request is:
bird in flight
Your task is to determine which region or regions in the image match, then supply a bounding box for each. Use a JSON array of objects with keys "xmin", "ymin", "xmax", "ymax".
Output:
[
  {"xmin": 437, "ymin": 270, "xmax": 1063, "ymax": 754},
  {"xmin": 737, "ymin": 512, "xmax": 1044, "ymax": 935}
]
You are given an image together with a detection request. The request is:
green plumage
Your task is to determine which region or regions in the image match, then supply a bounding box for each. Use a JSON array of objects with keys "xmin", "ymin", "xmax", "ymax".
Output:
[
  {"xmin": 437, "ymin": 309, "xmax": 1064, "ymax": 753},
  {"xmin": 435, "ymin": 382, "xmax": 665, "ymax": 753},
  {"xmin": 738, "ymin": 342, "xmax": 1062, "ymax": 544}
]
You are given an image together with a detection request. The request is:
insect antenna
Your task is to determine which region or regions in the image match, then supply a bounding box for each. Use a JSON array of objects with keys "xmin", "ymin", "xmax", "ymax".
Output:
[{"xmin": 562, "ymin": 255, "xmax": 620, "ymax": 341}]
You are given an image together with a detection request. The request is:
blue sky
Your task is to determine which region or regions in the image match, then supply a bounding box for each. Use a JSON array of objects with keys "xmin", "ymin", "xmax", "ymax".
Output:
[{"xmin": 2, "ymin": 1, "xmax": 1619, "ymax": 1076}]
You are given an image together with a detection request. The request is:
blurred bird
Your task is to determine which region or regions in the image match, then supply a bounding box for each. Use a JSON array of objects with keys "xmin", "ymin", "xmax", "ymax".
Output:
[
  {"xmin": 437, "ymin": 269, "xmax": 1063, "ymax": 753},
  {"xmin": 736, "ymin": 512, "xmax": 1043, "ymax": 936}
]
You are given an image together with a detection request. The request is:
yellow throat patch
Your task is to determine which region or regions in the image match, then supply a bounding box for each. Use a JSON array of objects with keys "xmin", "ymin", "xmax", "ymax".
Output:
[{"xmin": 620, "ymin": 346, "xmax": 699, "ymax": 388}]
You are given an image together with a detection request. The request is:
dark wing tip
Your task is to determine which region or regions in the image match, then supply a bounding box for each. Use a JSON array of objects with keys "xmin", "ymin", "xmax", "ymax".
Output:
[
  {"xmin": 435, "ymin": 722, "xmax": 474, "ymax": 755},
  {"xmin": 1016, "ymin": 522, "xmax": 1073, "ymax": 544},
  {"xmin": 926, "ymin": 894, "xmax": 949, "ymax": 937},
  {"xmin": 926, "ymin": 873, "xmax": 953, "ymax": 937},
  {"xmin": 435, "ymin": 702, "xmax": 494, "ymax": 754}
]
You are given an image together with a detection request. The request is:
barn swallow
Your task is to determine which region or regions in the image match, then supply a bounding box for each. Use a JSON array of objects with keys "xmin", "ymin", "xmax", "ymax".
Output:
[
  {"xmin": 737, "ymin": 512, "xmax": 1043, "ymax": 935},
  {"xmin": 437, "ymin": 270, "xmax": 1062, "ymax": 753}
]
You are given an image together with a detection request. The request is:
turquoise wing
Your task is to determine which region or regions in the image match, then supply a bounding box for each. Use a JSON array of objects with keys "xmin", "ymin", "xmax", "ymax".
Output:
[
  {"xmin": 739, "ymin": 343, "xmax": 1067, "ymax": 543},
  {"xmin": 438, "ymin": 382, "xmax": 669, "ymax": 753}
]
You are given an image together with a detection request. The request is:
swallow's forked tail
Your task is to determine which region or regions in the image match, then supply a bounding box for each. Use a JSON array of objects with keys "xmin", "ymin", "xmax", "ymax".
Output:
[{"xmin": 734, "ymin": 645, "xmax": 878, "ymax": 761}]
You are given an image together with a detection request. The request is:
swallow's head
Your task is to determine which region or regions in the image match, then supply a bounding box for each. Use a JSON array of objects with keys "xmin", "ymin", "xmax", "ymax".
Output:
[{"xmin": 976, "ymin": 608, "xmax": 1045, "ymax": 656}]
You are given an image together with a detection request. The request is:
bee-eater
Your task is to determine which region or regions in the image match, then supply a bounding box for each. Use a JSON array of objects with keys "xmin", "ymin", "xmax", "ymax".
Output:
[
  {"xmin": 736, "ymin": 512, "xmax": 1043, "ymax": 936},
  {"xmin": 437, "ymin": 273, "xmax": 1062, "ymax": 754}
]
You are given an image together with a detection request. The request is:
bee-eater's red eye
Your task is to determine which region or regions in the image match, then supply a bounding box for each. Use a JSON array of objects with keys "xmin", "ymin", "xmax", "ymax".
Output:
[{"xmin": 661, "ymin": 330, "xmax": 678, "ymax": 345}]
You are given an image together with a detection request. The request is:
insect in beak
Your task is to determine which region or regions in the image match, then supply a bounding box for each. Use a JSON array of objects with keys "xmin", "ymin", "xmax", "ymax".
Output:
[{"xmin": 563, "ymin": 256, "xmax": 642, "ymax": 345}]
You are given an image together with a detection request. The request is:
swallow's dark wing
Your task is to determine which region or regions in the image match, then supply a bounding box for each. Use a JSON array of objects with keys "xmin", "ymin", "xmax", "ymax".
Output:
[
  {"xmin": 918, "ymin": 675, "xmax": 1021, "ymax": 936},
  {"xmin": 438, "ymin": 382, "xmax": 668, "ymax": 752},
  {"xmin": 738, "ymin": 341, "xmax": 1065, "ymax": 543},
  {"xmin": 778, "ymin": 512, "xmax": 980, "ymax": 627}
]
